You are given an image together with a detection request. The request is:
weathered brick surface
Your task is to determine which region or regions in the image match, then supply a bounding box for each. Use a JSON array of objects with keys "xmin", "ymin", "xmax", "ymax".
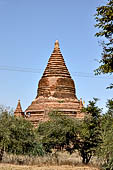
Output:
[{"xmin": 37, "ymin": 77, "xmax": 76, "ymax": 99}]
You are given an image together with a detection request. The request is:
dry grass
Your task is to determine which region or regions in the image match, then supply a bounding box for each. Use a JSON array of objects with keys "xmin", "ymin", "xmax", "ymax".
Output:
[
  {"xmin": 1, "ymin": 152, "xmax": 101, "ymax": 170},
  {"xmin": 2, "ymin": 152, "xmax": 82, "ymax": 166},
  {"xmin": 0, "ymin": 164, "xmax": 100, "ymax": 170}
]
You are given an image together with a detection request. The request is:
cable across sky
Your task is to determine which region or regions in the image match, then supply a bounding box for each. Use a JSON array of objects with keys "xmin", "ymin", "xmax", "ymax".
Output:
[{"xmin": 0, "ymin": 65, "xmax": 112, "ymax": 79}]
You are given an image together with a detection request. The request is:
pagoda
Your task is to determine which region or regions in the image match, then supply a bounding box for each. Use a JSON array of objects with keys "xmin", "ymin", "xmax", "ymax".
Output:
[
  {"xmin": 24, "ymin": 40, "xmax": 84, "ymax": 126},
  {"xmin": 14, "ymin": 100, "xmax": 24, "ymax": 117}
]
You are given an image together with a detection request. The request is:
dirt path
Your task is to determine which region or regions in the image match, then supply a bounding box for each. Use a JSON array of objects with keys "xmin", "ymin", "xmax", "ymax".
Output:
[{"xmin": 0, "ymin": 164, "xmax": 100, "ymax": 170}]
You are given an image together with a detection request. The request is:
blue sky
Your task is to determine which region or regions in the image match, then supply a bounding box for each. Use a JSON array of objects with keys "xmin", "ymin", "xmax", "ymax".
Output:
[{"xmin": 0, "ymin": 0, "xmax": 112, "ymax": 112}]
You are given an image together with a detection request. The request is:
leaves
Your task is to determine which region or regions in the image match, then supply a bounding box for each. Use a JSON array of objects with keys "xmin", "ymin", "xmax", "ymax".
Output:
[
  {"xmin": 0, "ymin": 107, "xmax": 45, "ymax": 161},
  {"xmin": 37, "ymin": 112, "xmax": 78, "ymax": 153},
  {"xmin": 95, "ymin": 0, "xmax": 113, "ymax": 88},
  {"xmin": 37, "ymin": 102, "xmax": 102, "ymax": 164},
  {"xmin": 77, "ymin": 99, "xmax": 102, "ymax": 164},
  {"xmin": 96, "ymin": 99, "xmax": 113, "ymax": 169}
]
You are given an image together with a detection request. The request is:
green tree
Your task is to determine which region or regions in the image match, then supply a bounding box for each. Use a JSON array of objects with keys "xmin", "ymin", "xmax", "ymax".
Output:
[
  {"xmin": 0, "ymin": 106, "xmax": 44, "ymax": 161},
  {"xmin": 7, "ymin": 117, "xmax": 35, "ymax": 155},
  {"xmin": 37, "ymin": 104, "xmax": 102, "ymax": 164},
  {"xmin": 98, "ymin": 99, "xmax": 113, "ymax": 169},
  {"xmin": 37, "ymin": 112, "xmax": 78, "ymax": 154},
  {"xmin": 8, "ymin": 116, "xmax": 45, "ymax": 157},
  {"xmin": 0, "ymin": 106, "xmax": 12, "ymax": 161},
  {"xmin": 75, "ymin": 98, "xmax": 102, "ymax": 164},
  {"xmin": 95, "ymin": 0, "xmax": 113, "ymax": 88}
]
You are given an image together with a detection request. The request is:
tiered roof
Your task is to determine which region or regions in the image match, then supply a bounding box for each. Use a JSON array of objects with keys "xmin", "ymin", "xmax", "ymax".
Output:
[{"xmin": 42, "ymin": 40, "xmax": 71, "ymax": 78}]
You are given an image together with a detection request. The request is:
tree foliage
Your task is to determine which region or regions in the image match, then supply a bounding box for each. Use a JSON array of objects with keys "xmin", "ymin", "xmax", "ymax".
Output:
[
  {"xmin": 95, "ymin": 0, "xmax": 113, "ymax": 88},
  {"xmin": 37, "ymin": 102, "xmax": 102, "ymax": 164},
  {"xmin": 0, "ymin": 106, "xmax": 13, "ymax": 161},
  {"xmin": 7, "ymin": 117, "xmax": 35, "ymax": 155},
  {"xmin": 0, "ymin": 106, "xmax": 44, "ymax": 161},
  {"xmin": 75, "ymin": 98, "xmax": 102, "ymax": 164},
  {"xmin": 37, "ymin": 112, "xmax": 78, "ymax": 154},
  {"xmin": 98, "ymin": 99, "xmax": 113, "ymax": 169},
  {"xmin": 1, "ymin": 99, "xmax": 113, "ymax": 168}
]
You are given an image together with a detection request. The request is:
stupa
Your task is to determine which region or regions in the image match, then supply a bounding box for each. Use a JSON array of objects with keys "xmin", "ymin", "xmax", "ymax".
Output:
[
  {"xmin": 14, "ymin": 100, "xmax": 24, "ymax": 117},
  {"xmin": 24, "ymin": 40, "xmax": 84, "ymax": 126}
]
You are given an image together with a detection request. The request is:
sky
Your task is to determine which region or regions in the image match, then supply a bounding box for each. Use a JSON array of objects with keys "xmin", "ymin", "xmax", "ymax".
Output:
[{"xmin": 0, "ymin": 0, "xmax": 112, "ymax": 113}]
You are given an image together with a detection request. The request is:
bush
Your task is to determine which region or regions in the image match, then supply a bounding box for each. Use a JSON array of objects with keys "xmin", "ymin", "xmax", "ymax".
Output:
[{"xmin": 0, "ymin": 106, "xmax": 45, "ymax": 161}]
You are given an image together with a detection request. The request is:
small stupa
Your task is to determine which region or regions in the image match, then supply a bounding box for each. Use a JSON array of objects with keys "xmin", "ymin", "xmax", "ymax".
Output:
[
  {"xmin": 24, "ymin": 40, "xmax": 84, "ymax": 126},
  {"xmin": 14, "ymin": 100, "xmax": 24, "ymax": 117}
]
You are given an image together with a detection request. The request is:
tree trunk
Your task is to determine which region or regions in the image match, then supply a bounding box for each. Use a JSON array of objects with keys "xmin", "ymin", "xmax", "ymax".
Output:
[
  {"xmin": 0, "ymin": 148, "xmax": 4, "ymax": 162},
  {"xmin": 82, "ymin": 151, "xmax": 92, "ymax": 164}
]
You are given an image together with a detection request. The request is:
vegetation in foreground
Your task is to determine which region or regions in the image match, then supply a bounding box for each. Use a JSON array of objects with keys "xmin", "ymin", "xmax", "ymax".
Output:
[
  {"xmin": 37, "ymin": 98, "xmax": 102, "ymax": 165},
  {"xmin": 0, "ymin": 98, "xmax": 113, "ymax": 170}
]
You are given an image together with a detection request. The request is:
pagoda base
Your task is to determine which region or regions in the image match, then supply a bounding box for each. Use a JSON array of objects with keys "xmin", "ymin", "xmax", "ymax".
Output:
[{"xmin": 25, "ymin": 96, "xmax": 84, "ymax": 126}]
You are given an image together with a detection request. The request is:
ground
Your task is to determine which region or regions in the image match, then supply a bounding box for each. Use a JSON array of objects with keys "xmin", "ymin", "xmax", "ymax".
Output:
[{"xmin": 0, "ymin": 164, "xmax": 100, "ymax": 170}]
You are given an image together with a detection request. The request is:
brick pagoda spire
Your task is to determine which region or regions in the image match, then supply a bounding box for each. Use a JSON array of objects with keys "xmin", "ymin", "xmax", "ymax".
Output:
[
  {"xmin": 14, "ymin": 100, "xmax": 24, "ymax": 117},
  {"xmin": 37, "ymin": 40, "xmax": 76, "ymax": 99},
  {"xmin": 43, "ymin": 40, "xmax": 71, "ymax": 78},
  {"xmin": 25, "ymin": 41, "xmax": 84, "ymax": 126}
]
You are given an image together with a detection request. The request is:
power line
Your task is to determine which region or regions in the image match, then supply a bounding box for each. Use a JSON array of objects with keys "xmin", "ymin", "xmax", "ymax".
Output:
[
  {"xmin": 0, "ymin": 65, "xmax": 112, "ymax": 80},
  {"xmin": 71, "ymin": 72, "xmax": 112, "ymax": 79},
  {"xmin": 0, "ymin": 66, "xmax": 41, "ymax": 73}
]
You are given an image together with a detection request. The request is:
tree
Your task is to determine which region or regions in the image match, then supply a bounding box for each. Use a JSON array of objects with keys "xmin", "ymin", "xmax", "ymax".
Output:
[
  {"xmin": 37, "ymin": 112, "xmax": 78, "ymax": 154},
  {"xmin": 98, "ymin": 99, "xmax": 113, "ymax": 169},
  {"xmin": 37, "ymin": 105, "xmax": 102, "ymax": 164},
  {"xmin": 0, "ymin": 106, "xmax": 44, "ymax": 161},
  {"xmin": 75, "ymin": 98, "xmax": 102, "ymax": 164},
  {"xmin": 95, "ymin": 0, "xmax": 113, "ymax": 88},
  {"xmin": 7, "ymin": 117, "xmax": 35, "ymax": 155},
  {"xmin": 0, "ymin": 106, "xmax": 12, "ymax": 161}
]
